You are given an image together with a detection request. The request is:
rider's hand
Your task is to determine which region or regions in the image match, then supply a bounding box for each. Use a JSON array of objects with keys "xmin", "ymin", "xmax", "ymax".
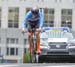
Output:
[{"xmin": 21, "ymin": 28, "xmax": 25, "ymax": 33}]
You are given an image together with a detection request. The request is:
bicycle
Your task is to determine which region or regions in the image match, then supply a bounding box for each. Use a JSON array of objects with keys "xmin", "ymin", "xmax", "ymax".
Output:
[
  {"xmin": 29, "ymin": 28, "xmax": 38, "ymax": 63},
  {"xmin": 23, "ymin": 28, "xmax": 44, "ymax": 63}
]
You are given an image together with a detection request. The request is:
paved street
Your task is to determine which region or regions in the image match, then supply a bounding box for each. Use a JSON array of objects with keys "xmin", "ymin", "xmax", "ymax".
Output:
[{"xmin": 0, "ymin": 63, "xmax": 75, "ymax": 67}]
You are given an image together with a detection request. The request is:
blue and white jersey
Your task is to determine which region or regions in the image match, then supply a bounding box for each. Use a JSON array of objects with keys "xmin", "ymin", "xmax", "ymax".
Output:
[{"xmin": 22, "ymin": 9, "xmax": 43, "ymax": 28}]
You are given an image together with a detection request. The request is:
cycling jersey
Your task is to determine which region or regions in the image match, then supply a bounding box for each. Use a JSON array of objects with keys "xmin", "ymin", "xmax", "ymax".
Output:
[{"xmin": 22, "ymin": 9, "xmax": 43, "ymax": 29}]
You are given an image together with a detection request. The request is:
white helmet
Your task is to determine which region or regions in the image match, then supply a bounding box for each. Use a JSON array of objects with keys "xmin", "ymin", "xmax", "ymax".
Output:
[{"xmin": 31, "ymin": 6, "xmax": 39, "ymax": 14}]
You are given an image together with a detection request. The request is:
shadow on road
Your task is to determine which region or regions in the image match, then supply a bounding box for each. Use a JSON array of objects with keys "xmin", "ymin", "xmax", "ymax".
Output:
[{"xmin": 39, "ymin": 55, "xmax": 75, "ymax": 63}]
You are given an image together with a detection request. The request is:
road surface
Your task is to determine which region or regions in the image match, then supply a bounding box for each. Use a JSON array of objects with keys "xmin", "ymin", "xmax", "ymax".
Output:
[{"xmin": 0, "ymin": 63, "xmax": 75, "ymax": 67}]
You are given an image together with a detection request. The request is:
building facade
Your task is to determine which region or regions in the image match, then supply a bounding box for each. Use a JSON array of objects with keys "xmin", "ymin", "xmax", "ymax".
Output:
[{"xmin": 0, "ymin": 0, "xmax": 75, "ymax": 63}]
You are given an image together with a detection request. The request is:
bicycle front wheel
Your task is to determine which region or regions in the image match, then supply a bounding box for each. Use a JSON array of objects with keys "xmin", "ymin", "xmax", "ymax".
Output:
[{"xmin": 30, "ymin": 49, "xmax": 36, "ymax": 63}]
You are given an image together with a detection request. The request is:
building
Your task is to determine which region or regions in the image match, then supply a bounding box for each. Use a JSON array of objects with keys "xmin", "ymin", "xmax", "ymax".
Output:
[{"xmin": 0, "ymin": 0, "xmax": 75, "ymax": 63}]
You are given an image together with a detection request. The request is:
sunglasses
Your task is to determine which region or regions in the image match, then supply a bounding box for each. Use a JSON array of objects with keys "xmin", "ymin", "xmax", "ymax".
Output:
[{"xmin": 32, "ymin": 10, "xmax": 39, "ymax": 14}]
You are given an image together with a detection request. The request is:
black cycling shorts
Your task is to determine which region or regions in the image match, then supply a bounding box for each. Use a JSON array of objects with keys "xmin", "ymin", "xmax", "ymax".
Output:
[
  {"xmin": 28, "ymin": 23, "xmax": 39, "ymax": 32},
  {"xmin": 27, "ymin": 17, "xmax": 40, "ymax": 32}
]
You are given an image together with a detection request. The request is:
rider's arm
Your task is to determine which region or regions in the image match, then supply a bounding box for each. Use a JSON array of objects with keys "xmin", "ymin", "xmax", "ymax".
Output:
[
  {"xmin": 39, "ymin": 9, "xmax": 43, "ymax": 28},
  {"xmin": 22, "ymin": 11, "xmax": 31, "ymax": 28}
]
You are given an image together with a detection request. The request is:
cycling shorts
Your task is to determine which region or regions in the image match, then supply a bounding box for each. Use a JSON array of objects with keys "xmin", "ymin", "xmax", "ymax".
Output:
[{"xmin": 27, "ymin": 18, "xmax": 40, "ymax": 32}]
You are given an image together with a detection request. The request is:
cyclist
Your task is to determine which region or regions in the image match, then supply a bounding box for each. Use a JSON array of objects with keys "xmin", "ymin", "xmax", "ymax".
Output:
[{"xmin": 22, "ymin": 6, "xmax": 43, "ymax": 54}]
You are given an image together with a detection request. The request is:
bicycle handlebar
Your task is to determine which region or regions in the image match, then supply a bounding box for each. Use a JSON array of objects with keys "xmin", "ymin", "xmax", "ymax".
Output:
[{"xmin": 22, "ymin": 28, "xmax": 45, "ymax": 34}]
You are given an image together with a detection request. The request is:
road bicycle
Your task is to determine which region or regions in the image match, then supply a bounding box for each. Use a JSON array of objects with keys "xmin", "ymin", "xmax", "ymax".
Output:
[
  {"xmin": 23, "ymin": 28, "xmax": 44, "ymax": 63},
  {"xmin": 29, "ymin": 28, "xmax": 38, "ymax": 63}
]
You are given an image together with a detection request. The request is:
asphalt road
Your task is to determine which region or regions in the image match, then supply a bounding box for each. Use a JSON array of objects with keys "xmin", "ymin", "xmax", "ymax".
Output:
[{"xmin": 0, "ymin": 63, "xmax": 75, "ymax": 67}]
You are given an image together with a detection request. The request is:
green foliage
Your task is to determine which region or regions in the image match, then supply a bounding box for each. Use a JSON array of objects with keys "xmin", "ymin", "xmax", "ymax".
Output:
[{"xmin": 23, "ymin": 52, "xmax": 31, "ymax": 63}]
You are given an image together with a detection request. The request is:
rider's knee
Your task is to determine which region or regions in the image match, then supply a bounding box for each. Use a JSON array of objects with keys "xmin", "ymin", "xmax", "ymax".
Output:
[
  {"xmin": 35, "ymin": 32, "xmax": 39, "ymax": 36},
  {"xmin": 35, "ymin": 32, "xmax": 39, "ymax": 37}
]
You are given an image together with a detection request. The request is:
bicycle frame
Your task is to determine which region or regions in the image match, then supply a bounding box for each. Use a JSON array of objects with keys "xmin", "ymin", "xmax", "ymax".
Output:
[{"xmin": 30, "ymin": 28, "xmax": 39, "ymax": 63}]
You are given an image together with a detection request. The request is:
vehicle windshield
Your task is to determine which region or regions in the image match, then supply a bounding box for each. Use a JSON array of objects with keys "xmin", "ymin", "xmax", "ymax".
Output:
[{"xmin": 40, "ymin": 27, "xmax": 73, "ymax": 42}]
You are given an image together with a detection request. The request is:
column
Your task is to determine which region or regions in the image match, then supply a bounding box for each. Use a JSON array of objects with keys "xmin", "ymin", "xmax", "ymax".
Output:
[
  {"xmin": 54, "ymin": 8, "xmax": 61, "ymax": 27},
  {"xmin": 2, "ymin": 6, "xmax": 8, "ymax": 28},
  {"xmin": 19, "ymin": 6, "xmax": 25, "ymax": 29}
]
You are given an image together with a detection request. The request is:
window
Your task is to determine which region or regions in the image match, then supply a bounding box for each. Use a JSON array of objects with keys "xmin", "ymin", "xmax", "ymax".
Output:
[
  {"xmin": 8, "ymin": 7, "xmax": 19, "ymax": 28},
  {"xmin": 10, "ymin": 48, "xmax": 15, "ymax": 55},
  {"xmin": 43, "ymin": 8, "xmax": 54, "ymax": 27},
  {"xmin": 6, "ymin": 38, "xmax": 18, "ymax": 44},
  {"xmin": 61, "ymin": 9, "xmax": 72, "ymax": 28},
  {"xmin": 24, "ymin": 39, "xmax": 27, "ymax": 45},
  {"xmin": 6, "ymin": 47, "xmax": 18, "ymax": 55},
  {"xmin": 0, "ymin": 8, "xmax": 2, "ymax": 28}
]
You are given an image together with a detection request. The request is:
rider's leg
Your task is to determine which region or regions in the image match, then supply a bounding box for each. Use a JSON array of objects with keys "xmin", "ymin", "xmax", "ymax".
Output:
[
  {"xmin": 28, "ymin": 32, "xmax": 32, "ymax": 53},
  {"xmin": 35, "ymin": 31, "xmax": 41, "ymax": 54}
]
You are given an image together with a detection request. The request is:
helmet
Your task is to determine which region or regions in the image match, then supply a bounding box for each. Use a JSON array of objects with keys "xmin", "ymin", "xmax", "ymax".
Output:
[{"xmin": 31, "ymin": 7, "xmax": 39, "ymax": 14}]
